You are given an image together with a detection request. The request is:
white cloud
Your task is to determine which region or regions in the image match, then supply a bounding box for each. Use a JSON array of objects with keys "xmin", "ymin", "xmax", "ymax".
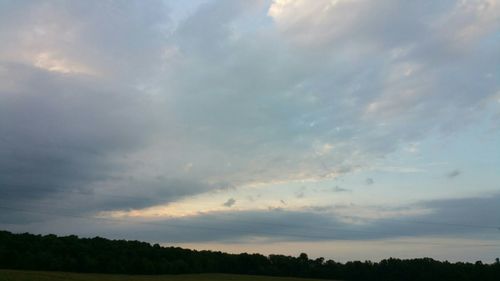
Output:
[{"xmin": 33, "ymin": 52, "xmax": 96, "ymax": 75}]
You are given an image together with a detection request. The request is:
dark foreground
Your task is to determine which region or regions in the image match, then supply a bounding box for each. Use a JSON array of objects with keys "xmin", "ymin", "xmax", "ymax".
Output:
[
  {"xmin": 0, "ymin": 270, "xmax": 339, "ymax": 281},
  {"xmin": 1, "ymin": 230, "xmax": 499, "ymax": 281}
]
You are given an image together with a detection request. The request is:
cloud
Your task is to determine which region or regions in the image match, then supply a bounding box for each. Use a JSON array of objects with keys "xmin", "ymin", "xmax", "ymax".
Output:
[
  {"xmin": 366, "ymin": 178, "xmax": 375, "ymax": 185},
  {"xmin": 447, "ymin": 169, "xmax": 461, "ymax": 179},
  {"xmin": 0, "ymin": 63, "xmax": 146, "ymax": 198},
  {"xmin": 2, "ymin": 0, "xmax": 495, "ymax": 196},
  {"xmin": 0, "ymin": 0, "xmax": 498, "ymax": 248},
  {"xmin": 139, "ymin": 192, "xmax": 498, "ymax": 242},
  {"xmin": 0, "ymin": 63, "xmax": 218, "ymax": 218},
  {"xmin": 332, "ymin": 186, "xmax": 350, "ymax": 192},
  {"xmin": 0, "ymin": 0, "xmax": 209, "ymax": 218},
  {"xmin": 4, "ymin": 193, "xmax": 499, "ymax": 244},
  {"xmin": 223, "ymin": 198, "xmax": 236, "ymax": 208},
  {"xmin": 0, "ymin": 0, "xmax": 170, "ymax": 80}
]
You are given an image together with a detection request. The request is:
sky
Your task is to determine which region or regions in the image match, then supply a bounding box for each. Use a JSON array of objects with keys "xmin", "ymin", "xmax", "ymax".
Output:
[{"xmin": 0, "ymin": 0, "xmax": 499, "ymax": 262}]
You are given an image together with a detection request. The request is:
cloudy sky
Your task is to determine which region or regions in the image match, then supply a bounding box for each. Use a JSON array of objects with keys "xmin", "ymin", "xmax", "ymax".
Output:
[{"xmin": 1, "ymin": 0, "xmax": 499, "ymax": 262}]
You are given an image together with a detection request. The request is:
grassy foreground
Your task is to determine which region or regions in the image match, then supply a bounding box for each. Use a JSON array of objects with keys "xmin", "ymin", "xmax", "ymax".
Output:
[{"xmin": 0, "ymin": 270, "xmax": 337, "ymax": 281}]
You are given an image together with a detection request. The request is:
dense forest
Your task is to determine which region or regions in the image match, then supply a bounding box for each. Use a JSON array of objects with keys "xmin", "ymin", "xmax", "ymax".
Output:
[{"xmin": 0, "ymin": 230, "xmax": 499, "ymax": 281}]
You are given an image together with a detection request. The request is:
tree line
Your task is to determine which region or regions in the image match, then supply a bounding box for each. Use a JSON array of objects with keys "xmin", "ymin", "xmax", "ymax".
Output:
[{"xmin": 0, "ymin": 230, "xmax": 498, "ymax": 280}]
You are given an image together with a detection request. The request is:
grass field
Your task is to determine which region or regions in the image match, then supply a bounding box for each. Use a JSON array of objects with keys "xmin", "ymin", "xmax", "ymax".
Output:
[{"xmin": 0, "ymin": 270, "xmax": 337, "ymax": 281}]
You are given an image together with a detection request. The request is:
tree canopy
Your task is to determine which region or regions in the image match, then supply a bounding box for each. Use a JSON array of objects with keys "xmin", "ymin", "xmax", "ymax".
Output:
[{"xmin": 0, "ymin": 230, "xmax": 498, "ymax": 281}]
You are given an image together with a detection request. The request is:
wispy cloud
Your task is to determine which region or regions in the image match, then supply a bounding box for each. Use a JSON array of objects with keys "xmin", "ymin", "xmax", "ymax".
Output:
[{"xmin": 332, "ymin": 186, "xmax": 350, "ymax": 192}]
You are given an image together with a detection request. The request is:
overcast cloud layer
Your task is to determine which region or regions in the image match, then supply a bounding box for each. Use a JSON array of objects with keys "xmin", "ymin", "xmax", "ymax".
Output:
[{"xmin": 0, "ymin": 0, "xmax": 499, "ymax": 261}]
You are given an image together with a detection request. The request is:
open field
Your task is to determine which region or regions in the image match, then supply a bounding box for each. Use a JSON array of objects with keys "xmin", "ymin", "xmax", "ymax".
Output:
[{"xmin": 0, "ymin": 270, "xmax": 337, "ymax": 281}]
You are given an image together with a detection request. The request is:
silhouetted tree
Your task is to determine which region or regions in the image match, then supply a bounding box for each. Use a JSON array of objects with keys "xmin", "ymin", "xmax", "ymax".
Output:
[{"xmin": 0, "ymin": 230, "xmax": 498, "ymax": 281}]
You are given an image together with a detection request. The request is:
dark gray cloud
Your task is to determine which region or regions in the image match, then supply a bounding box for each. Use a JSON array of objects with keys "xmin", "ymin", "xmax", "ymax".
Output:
[
  {"xmin": 0, "ymin": 0, "xmax": 173, "ymax": 215},
  {"xmin": 447, "ymin": 169, "xmax": 461, "ymax": 179},
  {"xmin": 0, "ymin": 63, "xmax": 216, "ymax": 220},
  {"xmin": 0, "ymin": 63, "xmax": 145, "ymax": 198},
  {"xmin": 4, "ymin": 193, "xmax": 500, "ymax": 244},
  {"xmin": 223, "ymin": 198, "xmax": 236, "ymax": 208},
  {"xmin": 0, "ymin": 1, "xmax": 218, "ymax": 220},
  {"xmin": 146, "ymin": 192, "xmax": 499, "ymax": 242},
  {"xmin": 421, "ymin": 194, "xmax": 500, "ymax": 231}
]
